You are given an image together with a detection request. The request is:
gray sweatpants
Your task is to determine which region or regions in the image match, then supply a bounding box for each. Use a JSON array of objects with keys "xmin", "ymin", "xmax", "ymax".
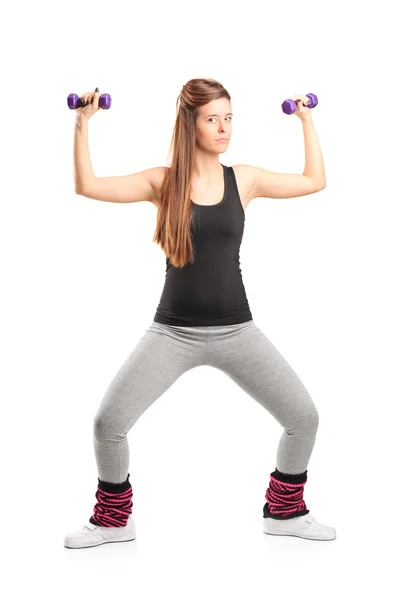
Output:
[{"xmin": 93, "ymin": 319, "xmax": 319, "ymax": 483}]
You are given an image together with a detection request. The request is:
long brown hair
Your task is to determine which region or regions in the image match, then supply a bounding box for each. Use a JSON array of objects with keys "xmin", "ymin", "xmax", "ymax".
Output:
[{"xmin": 152, "ymin": 78, "xmax": 231, "ymax": 269}]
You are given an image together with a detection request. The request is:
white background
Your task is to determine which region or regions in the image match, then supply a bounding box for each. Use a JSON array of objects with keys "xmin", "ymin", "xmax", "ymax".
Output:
[{"xmin": 2, "ymin": 0, "xmax": 399, "ymax": 597}]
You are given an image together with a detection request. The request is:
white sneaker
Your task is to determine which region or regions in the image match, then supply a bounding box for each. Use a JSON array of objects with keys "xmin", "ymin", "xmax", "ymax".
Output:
[
  {"xmin": 263, "ymin": 513, "xmax": 336, "ymax": 541},
  {"xmin": 64, "ymin": 516, "xmax": 136, "ymax": 549}
]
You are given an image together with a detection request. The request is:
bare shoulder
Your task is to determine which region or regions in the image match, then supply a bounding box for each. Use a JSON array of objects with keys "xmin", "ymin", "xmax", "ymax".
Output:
[
  {"xmin": 231, "ymin": 164, "xmax": 257, "ymax": 210},
  {"xmin": 149, "ymin": 166, "xmax": 169, "ymax": 209}
]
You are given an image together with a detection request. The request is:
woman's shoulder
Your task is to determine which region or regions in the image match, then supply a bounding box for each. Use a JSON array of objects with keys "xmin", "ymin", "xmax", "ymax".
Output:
[{"xmin": 149, "ymin": 166, "xmax": 169, "ymax": 208}]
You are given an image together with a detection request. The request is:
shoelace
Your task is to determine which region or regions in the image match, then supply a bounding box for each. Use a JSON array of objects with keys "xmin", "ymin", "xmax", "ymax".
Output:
[{"xmin": 82, "ymin": 524, "xmax": 97, "ymax": 532}]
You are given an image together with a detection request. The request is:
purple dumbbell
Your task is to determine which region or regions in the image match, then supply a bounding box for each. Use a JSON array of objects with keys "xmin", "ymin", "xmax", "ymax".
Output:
[
  {"xmin": 67, "ymin": 93, "xmax": 112, "ymax": 110},
  {"xmin": 281, "ymin": 93, "xmax": 318, "ymax": 115}
]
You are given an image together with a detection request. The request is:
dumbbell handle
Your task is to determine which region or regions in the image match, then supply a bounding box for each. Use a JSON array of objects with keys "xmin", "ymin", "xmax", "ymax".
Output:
[
  {"xmin": 67, "ymin": 93, "xmax": 112, "ymax": 110},
  {"xmin": 281, "ymin": 93, "xmax": 318, "ymax": 115}
]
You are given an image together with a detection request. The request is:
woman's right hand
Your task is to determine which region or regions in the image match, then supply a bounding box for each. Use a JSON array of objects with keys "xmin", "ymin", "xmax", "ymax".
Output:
[{"xmin": 76, "ymin": 89, "xmax": 101, "ymax": 120}]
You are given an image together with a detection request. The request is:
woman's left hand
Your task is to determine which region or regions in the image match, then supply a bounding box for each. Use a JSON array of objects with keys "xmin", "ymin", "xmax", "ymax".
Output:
[{"xmin": 289, "ymin": 94, "xmax": 313, "ymax": 122}]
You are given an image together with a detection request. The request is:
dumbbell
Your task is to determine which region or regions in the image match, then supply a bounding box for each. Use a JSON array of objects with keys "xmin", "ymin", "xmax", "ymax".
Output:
[
  {"xmin": 67, "ymin": 93, "xmax": 112, "ymax": 110},
  {"xmin": 281, "ymin": 93, "xmax": 318, "ymax": 115}
]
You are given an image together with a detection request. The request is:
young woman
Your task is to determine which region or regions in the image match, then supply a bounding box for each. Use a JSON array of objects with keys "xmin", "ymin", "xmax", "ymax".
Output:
[{"xmin": 64, "ymin": 78, "xmax": 335, "ymax": 549}]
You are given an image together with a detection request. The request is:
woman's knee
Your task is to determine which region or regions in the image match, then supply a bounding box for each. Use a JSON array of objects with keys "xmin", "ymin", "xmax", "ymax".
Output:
[
  {"xmin": 296, "ymin": 404, "xmax": 319, "ymax": 434},
  {"xmin": 93, "ymin": 414, "xmax": 121, "ymax": 442},
  {"xmin": 284, "ymin": 401, "xmax": 319, "ymax": 435},
  {"xmin": 93, "ymin": 415, "xmax": 106, "ymax": 441}
]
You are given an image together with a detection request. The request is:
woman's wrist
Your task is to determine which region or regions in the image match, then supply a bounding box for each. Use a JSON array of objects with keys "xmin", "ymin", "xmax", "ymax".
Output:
[{"xmin": 75, "ymin": 113, "xmax": 89, "ymax": 127}]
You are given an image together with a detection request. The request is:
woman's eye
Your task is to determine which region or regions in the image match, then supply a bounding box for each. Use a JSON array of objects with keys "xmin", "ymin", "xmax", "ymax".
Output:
[{"xmin": 208, "ymin": 117, "xmax": 232, "ymax": 123}]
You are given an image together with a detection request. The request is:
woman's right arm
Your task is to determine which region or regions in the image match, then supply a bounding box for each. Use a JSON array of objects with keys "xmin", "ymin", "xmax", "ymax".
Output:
[
  {"xmin": 74, "ymin": 114, "xmax": 96, "ymax": 193},
  {"xmin": 74, "ymin": 114, "xmax": 164, "ymax": 205}
]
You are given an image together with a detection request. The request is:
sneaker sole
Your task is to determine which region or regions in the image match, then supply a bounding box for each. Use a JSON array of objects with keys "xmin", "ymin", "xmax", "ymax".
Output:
[
  {"xmin": 64, "ymin": 536, "xmax": 136, "ymax": 549},
  {"xmin": 263, "ymin": 530, "xmax": 335, "ymax": 540}
]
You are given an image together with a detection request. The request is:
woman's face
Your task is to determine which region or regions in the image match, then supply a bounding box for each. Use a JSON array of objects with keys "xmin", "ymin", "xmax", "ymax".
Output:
[{"xmin": 195, "ymin": 98, "xmax": 232, "ymax": 153}]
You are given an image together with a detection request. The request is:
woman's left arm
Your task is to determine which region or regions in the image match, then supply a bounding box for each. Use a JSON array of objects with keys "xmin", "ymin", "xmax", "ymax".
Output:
[
  {"xmin": 239, "ymin": 95, "xmax": 326, "ymax": 202},
  {"xmin": 301, "ymin": 116, "xmax": 326, "ymax": 187}
]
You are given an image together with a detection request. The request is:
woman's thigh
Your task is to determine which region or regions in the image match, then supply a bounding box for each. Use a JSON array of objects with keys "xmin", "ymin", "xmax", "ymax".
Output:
[
  {"xmin": 93, "ymin": 321, "xmax": 207, "ymax": 438},
  {"xmin": 208, "ymin": 321, "xmax": 319, "ymax": 429}
]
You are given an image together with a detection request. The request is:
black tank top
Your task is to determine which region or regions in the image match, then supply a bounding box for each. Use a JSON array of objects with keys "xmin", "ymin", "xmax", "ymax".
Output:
[{"xmin": 153, "ymin": 164, "xmax": 253, "ymax": 326}]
